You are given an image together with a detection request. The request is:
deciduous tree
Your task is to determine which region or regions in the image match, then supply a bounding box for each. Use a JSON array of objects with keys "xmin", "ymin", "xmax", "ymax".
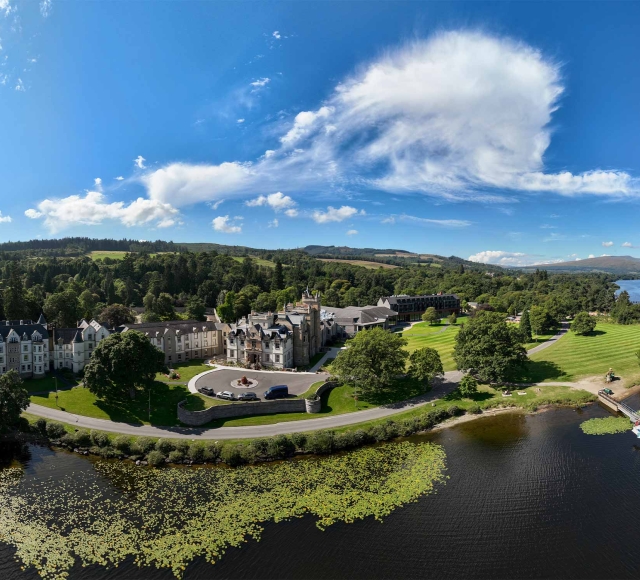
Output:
[
  {"xmin": 458, "ymin": 374, "xmax": 478, "ymax": 397},
  {"xmin": 97, "ymin": 304, "xmax": 136, "ymax": 328},
  {"xmin": 409, "ymin": 347, "xmax": 443, "ymax": 390},
  {"xmin": 422, "ymin": 307, "xmax": 439, "ymax": 325},
  {"xmin": 0, "ymin": 370, "xmax": 29, "ymax": 432},
  {"xmin": 571, "ymin": 311, "xmax": 596, "ymax": 335}
]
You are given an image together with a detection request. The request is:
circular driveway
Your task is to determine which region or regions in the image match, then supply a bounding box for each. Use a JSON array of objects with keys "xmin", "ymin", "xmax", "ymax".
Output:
[{"xmin": 194, "ymin": 368, "xmax": 319, "ymax": 397}]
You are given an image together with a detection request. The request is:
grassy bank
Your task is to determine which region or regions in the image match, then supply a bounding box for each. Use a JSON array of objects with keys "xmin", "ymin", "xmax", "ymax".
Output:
[
  {"xmin": 517, "ymin": 322, "xmax": 640, "ymax": 384},
  {"xmin": 399, "ymin": 320, "xmax": 466, "ymax": 371},
  {"xmin": 155, "ymin": 359, "xmax": 212, "ymax": 383}
]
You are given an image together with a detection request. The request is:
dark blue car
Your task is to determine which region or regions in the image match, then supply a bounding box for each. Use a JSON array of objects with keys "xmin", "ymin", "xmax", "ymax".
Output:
[{"xmin": 264, "ymin": 385, "xmax": 288, "ymax": 399}]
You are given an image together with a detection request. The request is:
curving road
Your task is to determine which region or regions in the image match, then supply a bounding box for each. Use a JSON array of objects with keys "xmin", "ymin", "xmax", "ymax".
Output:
[{"xmin": 25, "ymin": 324, "xmax": 569, "ymax": 440}]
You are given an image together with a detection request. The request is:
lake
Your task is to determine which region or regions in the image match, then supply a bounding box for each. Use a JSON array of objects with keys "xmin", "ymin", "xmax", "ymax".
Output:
[
  {"xmin": 3, "ymin": 398, "xmax": 640, "ymax": 579},
  {"xmin": 615, "ymin": 279, "xmax": 640, "ymax": 302}
]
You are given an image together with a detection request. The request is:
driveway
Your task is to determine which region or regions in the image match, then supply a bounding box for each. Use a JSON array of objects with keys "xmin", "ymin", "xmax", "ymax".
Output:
[{"xmin": 194, "ymin": 368, "xmax": 320, "ymax": 397}]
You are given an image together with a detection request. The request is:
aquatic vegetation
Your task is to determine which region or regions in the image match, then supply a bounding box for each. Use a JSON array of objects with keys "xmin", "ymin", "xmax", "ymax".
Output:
[
  {"xmin": 0, "ymin": 441, "xmax": 446, "ymax": 579},
  {"xmin": 580, "ymin": 416, "xmax": 631, "ymax": 435}
]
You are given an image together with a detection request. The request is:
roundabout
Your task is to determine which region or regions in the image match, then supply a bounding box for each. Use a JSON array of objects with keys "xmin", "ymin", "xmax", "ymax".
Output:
[{"xmin": 231, "ymin": 376, "xmax": 259, "ymax": 389}]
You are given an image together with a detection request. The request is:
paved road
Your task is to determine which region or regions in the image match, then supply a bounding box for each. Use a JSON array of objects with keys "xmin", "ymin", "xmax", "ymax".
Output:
[
  {"xmin": 24, "ymin": 328, "xmax": 570, "ymax": 440},
  {"xmin": 308, "ymin": 347, "xmax": 343, "ymax": 373},
  {"xmin": 193, "ymin": 367, "xmax": 319, "ymax": 397},
  {"xmin": 527, "ymin": 322, "xmax": 569, "ymax": 355}
]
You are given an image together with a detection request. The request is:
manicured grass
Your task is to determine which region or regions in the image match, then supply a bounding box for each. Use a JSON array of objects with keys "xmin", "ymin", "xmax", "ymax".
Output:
[
  {"xmin": 523, "ymin": 333, "xmax": 555, "ymax": 350},
  {"xmin": 25, "ymin": 374, "xmax": 79, "ymax": 393},
  {"xmin": 319, "ymin": 358, "xmax": 335, "ymax": 372},
  {"xmin": 299, "ymin": 351, "xmax": 325, "ymax": 370},
  {"xmin": 30, "ymin": 382, "xmax": 215, "ymax": 426},
  {"xmin": 400, "ymin": 320, "xmax": 466, "ymax": 371},
  {"xmin": 318, "ymin": 258, "xmax": 398, "ymax": 269},
  {"xmin": 155, "ymin": 359, "xmax": 212, "ymax": 383},
  {"xmin": 517, "ymin": 323, "xmax": 640, "ymax": 384}
]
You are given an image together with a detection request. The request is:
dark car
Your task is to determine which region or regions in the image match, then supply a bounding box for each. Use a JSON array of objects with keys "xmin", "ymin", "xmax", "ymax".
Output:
[
  {"xmin": 237, "ymin": 392, "xmax": 259, "ymax": 401},
  {"xmin": 200, "ymin": 387, "xmax": 215, "ymax": 396},
  {"xmin": 264, "ymin": 385, "xmax": 288, "ymax": 400}
]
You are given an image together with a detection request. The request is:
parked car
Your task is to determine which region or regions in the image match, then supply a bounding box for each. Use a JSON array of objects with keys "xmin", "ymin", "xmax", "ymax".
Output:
[
  {"xmin": 200, "ymin": 387, "xmax": 215, "ymax": 396},
  {"xmin": 237, "ymin": 392, "xmax": 259, "ymax": 401},
  {"xmin": 264, "ymin": 385, "xmax": 288, "ymax": 400},
  {"xmin": 217, "ymin": 391, "xmax": 236, "ymax": 401}
]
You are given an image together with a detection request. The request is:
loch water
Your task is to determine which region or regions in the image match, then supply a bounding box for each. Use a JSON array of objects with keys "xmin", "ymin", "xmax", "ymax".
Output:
[
  {"xmin": 3, "ymin": 398, "xmax": 640, "ymax": 579},
  {"xmin": 615, "ymin": 279, "xmax": 640, "ymax": 303}
]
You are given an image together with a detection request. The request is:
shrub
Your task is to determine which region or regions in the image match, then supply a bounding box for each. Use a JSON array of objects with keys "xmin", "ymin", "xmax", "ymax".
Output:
[
  {"xmin": 132, "ymin": 437, "xmax": 156, "ymax": 455},
  {"xmin": 60, "ymin": 433, "xmax": 75, "ymax": 447},
  {"xmin": 266, "ymin": 435, "xmax": 295, "ymax": 459},
  {"xmin": 447, "ymin": 405, "xmax": 462, "ymax": 417},
  {"xmin": 467, "ymin": 403, "xmax": 481, "ymax": 414},
  {"xmin": 156, "ymin": 439, "xmax": 175, "ymax": 455},
  {"xmin": 45, "ymin": 422, "xmax": 66, "ymax": 439},
  {"xmin": 73, "ymin": 430, "xmax": 92, "ymax": 447},
  {"xmin": 147, "ymin": 450, "xmax": 166, "ymax": 467},
  {"xmin": 35, "ymin": 418, "xmax": 47, "ymax": 435},
  {"xmin": 290, "ymin": 432, "xmax": 307, "ymax": 450},
  {"xmin": 249, "ymin": 438, "xmax": 269, "ymax": 457},
  {"xmin": 91, "ymin": 430, "xmax": 110, "ymax": 448},
  {"xmin": 458, "ymin": 375, "xmax": 478, "ymax": 397},
  {"xmin": 220, "ymin": 444, "xmax": 247, "ymax": 467},
  {"xmin": 174, "ymin": 440, "xmax": 190, "ymax": 454},
  {"xmin": 203, "ymin": 442, "xmax": 221, "ymax": 462},
  {"xmin": 113, "ymin": 435, "xmax": 131, "ymax": 453},
  {"xmin": 167, "ymin": 450, "xmax": 184, "ymax": 464},
  {"xmin": 188, "ymin": 443, "xmax": 205, "ymax": 463},
  {"xmin": 305, "ymin": 430, "xmax": 335, "ymax": 454}
]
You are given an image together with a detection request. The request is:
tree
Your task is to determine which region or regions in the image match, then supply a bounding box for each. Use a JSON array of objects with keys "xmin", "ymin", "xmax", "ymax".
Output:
[
  {"xmin": 3, "ymin": 261, "xmax": 25, "ymax": 320},
  {"xmin": 0, "ymin": 370, "xmax": 29, "ymax": 432},
  {"xmin": 519, "ymin": 309, "xmax": 532, "ymax": 342},
  {"xmin": 217, "ymin": 291, "xmax": 236, "ymax": 323},
  {"xmin": 331, "ymin": 327, "xmax": 409, "ymax": 395},
  {"xmin": 186, "ymin": 296, "xmax": 206, "ymax": 321},
  {"xmin": 271, "ymin": 259, "xmax": 284, "ymax": 291},
  {"xmin": 422, "ymin": 307, "xmax": 439, "ymax": 325},
  {"xmin": 98, "ymin": 304, "xmax": 136, "ymax": 328},
  {"xmin": 453, "ymin": 311, "xmax": 528, "ymax": 383},
  {"xmin": 43, "ymin": 290, "xmax": 80, "ymax": 327},
  {"xmin": 409, "ymin": 347, "xmax": 443, "ymax": 391},
  {"xmin": 571, "ymin": 311, "xmax": 596, "ymax": 336},
  {"xmin": 529, "ymin": 305, "xmax": 557, "ymax": 336},
  {"xmin": 233, "ymin": 293, "xmax": 251, "ymax": 319},
  {"xmin": 78, "ymin": 289, "xmax": 99, "ymax": 321},
  {"xmin": 448, "ymin": 312, "xmax": 457, "ymax": 325},
  {"xmin": 84, "ymin": 331, "xmax": 165, "ymax": 401},
  {"xmin": 458, "ymin": 374, "xmax": 478, "ymax": 397}
]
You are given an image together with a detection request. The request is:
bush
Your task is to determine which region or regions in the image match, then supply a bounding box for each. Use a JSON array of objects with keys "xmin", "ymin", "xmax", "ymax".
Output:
[
  {"xmin": 147, "ymin": 450, "xmax": 166, "ymax": 467},
  {"xmin": 91, "ymin": 430, "xmax": 110, "ymax": 448},
  {"xmin": 45, "ymin": 422, "xmax": 66, "ymax": 439},
  {"xmin": 167, "ymin": 450, "xmax": 184, "ymax": 464},
  {"xmin": 249, "ymin": 438, "xmax": 269, "ymax": 457},
  {"xmin": 73, "ymin": 430, "xmax": 92, "ymax": 447},
  {"xmin": 220, "ymin": 444, "xmax": 246, "ymax": 467},
  {"xmin": 266, "ymin": 435, "xmax": 295, "ymax": 459},
  {"xmin": 467, "ymin": 403, "xmax": 481, "ymax": 414},
  {"xmin": 446, "ymin": 405, "xmax": 462, "ymax": 417},
  {"xmin": 113, "ymin": 435, "xmax": 131, "ymax": 453},
  {"xmin": 188, "ymin": 443, "xmax": 205, "ymax": 463},
  {"xmin": 60, "ymin": 433, "xmax": 75, "ymax": 447},
  {"xmin": 458, "ymin": 375, "xmax": 478, "ymax": 397},
  {"xmin": 35, "ymin": 418, "xmax": 47, "ymax": 435},
  {"xmin": 155, "ymin": 439, "xmax": 175, "ymax": 455},
  {"xmin": 290, "ymin": 432, "xmax": 307, "ymax": 450},
  {"xmin": 203, "ymin": 441, "xmax": 221, "ymax": 462},
  {"xmin": 174, "ymin": 440, "xmax": 190, "ymax": 454},
  {"xmin": 132, "ymin": 437, "xmax": 156, "ymax": 455},
  {"xmin": 305, "ymin": 430, "xmax": 335, "ymax": 454}
]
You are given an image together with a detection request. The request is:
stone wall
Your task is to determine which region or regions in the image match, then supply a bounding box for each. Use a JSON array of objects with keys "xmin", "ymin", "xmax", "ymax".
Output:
[{"xmin": 178, "ymin": 381, "xmax": 337, "ymax": 426}]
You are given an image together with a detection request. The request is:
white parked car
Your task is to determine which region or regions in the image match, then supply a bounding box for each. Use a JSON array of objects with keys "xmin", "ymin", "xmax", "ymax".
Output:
[{"xmin": 217, "ymin": 391, "xmax": 236, "ymax": 401}]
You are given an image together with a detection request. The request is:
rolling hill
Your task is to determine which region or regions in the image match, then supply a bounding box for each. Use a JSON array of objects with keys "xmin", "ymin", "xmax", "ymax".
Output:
[{"xmin": 528, "ymin": 255, "xmax": 640, "ymax": 274}]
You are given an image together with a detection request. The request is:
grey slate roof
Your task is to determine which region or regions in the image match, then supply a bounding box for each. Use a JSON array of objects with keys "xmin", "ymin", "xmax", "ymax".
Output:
[
  {"xmin": 53, "ymin": 328, "xmax": 81, "ymax": 344},
  {"xmin": 120, "ymin": 320, "xmax": 219, "ymax": 336},
  {"xmin": 0, "ymin": 321, "xmax": 49, "ymax": 341},
  {"xmin": 326, "ymin": 305, "xmax": 397, "ymax": 326}
]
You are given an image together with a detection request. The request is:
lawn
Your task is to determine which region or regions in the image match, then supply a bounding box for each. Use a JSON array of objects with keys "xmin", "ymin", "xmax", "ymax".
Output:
[
  {"xmin": 318, "ymin": 258, "xmax": 398, "ymax": 269},
  {"xmin": 523, "ymin": 332, "xmax": 556, "ymax": 351},
  {"xmin": 25, "ymin": 374, "xmax": 79, "ymax": 393},
  {"xmin": 399, "ymin": 320, "xmax": 466, "ymax": 371},
  {"xmin": 516, "ymin": 322, "xmax": 640, "ymax": 384},
  {"xmin": 30, "ymin": 382, "xmax": 216, "ymax": 426},
  {"xmin": 231, "ymin": 256, "xmax": 277, "ymax": 268},
  {"xmin": 155, "ymin": 359, "xmax": 212, "ymax": 383}
]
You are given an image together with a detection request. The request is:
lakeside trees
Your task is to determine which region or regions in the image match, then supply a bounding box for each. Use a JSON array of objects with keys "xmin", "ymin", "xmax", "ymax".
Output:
[
  {"xmin": 84, "ymin": 331, "xmax": 165, "ymax": 401},
  {"xmin": 0, "ymin": 371, "xmax": 29, "ymax": 432},
  {"xmin": 453, "ymin": 311, "xmax": 528, "ymax": 383}
]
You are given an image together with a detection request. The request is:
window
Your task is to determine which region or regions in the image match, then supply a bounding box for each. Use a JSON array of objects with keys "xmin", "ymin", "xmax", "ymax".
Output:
[
  {"xmin": 275, "ymin": 355, "xmax": 280, "ymax": 363},
  {"xmin": 265, "ymin": 354, "xmax": 270, "ymax": 362},
  {"xmin": 178, "ymin": 354, "xmax": 182, "ymax": 360},
  {"xmin": 168, "ymin": 356, "xmax": 172, "ymax": 361},
  {"xmin": 21, "ymin": 365, "xmax": 25, "ymax": 371},
  {"xmin": 23, "ymin": 355, "xmax": 28, "ymax": 362}
]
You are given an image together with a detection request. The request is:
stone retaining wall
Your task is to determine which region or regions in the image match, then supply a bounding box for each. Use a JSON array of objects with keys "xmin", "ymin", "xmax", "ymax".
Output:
[{"xmin": 178, "ymin": 381, "xmax": 337, "ymax": 426}]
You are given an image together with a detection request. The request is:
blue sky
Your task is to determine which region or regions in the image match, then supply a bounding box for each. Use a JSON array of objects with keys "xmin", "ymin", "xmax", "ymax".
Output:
[{"xmin": 1, "ymin": 1, "xmax": 640, "ymax": 266}]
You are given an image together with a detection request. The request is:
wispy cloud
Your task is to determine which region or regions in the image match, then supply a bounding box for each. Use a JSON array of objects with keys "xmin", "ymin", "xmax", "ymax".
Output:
[
  {"xmin": 602, "ymin": 241, "xmax": 614, "ymax": 247},
  {"xmin": 382, "ymin": 214, "xmax": 471, "ymax": 228},
  {"xmin": 346, "ymin": 229, "xmax": 358, "ymax": 235},
  {"xmin": 39, "ymin": 0, "xmax": 51, "ymax": 17},
  {"xmin": 622, "ymin": 241, "xmax": 639, "ymax": 248},
  {"xmin": 468, "ymin": 250, "xmax": 562, "ymax": 267},
  {"xmin": 312, "ymin": 206, "xmax": 365, "ymax": 223},
  {"xmin": 134, "ymin": 155, "xmax": 146, "ymax": 169}
]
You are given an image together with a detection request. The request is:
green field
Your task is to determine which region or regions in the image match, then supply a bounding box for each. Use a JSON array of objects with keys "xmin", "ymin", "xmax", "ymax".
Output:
[
  {"xmin": 318, "ymin": 258, "xmax": 398, "ymax": 269},
  {"xmin": 25, "ymin": 374, "xmax": 80, "ymax": 393},
  {"xmin": 88, "ymin": 251, "xmax": 166, "ymax": 261},
  {"xmin": 399, "ymin": 320, "xmax": 466, "ymax": 371},
  {"xmin": 155, "ymin": 359, "xmax": 212, "ymax": 383},
  {"xmin": 231, "ymin": 256, "xmax": 278, "ymax": 268},
  {"xmin": 30, "ymin": 382, "xmax": 215, "ymax": 426},
  {"xmin": 518, "ymin": 322, "xmax": 640, "ymax": 384}
]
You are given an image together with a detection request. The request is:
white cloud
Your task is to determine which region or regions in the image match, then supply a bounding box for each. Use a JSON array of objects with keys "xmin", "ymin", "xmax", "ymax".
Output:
[
  {"xmin": 14, "ymin": 78, "xmax": 24, "ymax": 92},
  {"xmin": 602, "ymin": 241, "xmax": 614, "ymax": 247},
  {"xmin": 237, "ymin": 118, "xmax": 245, "ymax": 124},
  {"xmin": 245, "ymin": 191, "xmax": 296, "ymax": 211},
  {"xmin": 346, "ymin": 229, "xmax": 358, "ymax": 235},
  {"xmin": 540, "ymin": 224, "xmax": 557, "ymax": 229},
  {"xmin": 312, "ymin": 206, "xmax": 364, "ymax": 223},
  {"xmin": 134, "ymin": 155, "xmax": 146, "ymax": 169},
  {"xmin": 250, "ymin": 77, "xmax": 270, "ymax": 90},
  {"xmin": 468, "ymin": 250, "xmax": 561, "ymax": 267},
  {"xmin": 115, "ymin": 176, "xmax": 124, "ymax": 181},
  {"xmin": 0, "ymin": 211, "xmax": 12, "ymax": 223},
  {"xmin": 284, "ymin": 208, "xmax": 298, "ymax": 217},
  {"xmin": 40, "ymin": 0, "xmax": 51, "ymax": 17},
  {"xmin": 94, "ymin": 177, "xmax": 102, "ymax": 190},
  {"xmin": 24, "ymin": 191, "xmax": 179, "ymax": 233},
  {"xmin": 588, "ymin": 254, "xmax": 595, "ymax": 259},
  {"xmin": 268, "ymin": 219, "xmax": 279, "ymax": 228},
  {"xmin": 621, "ymin": 242, "xmax": 639, "ymax": 249},
  {"xmin": 0, "ymin": 0, "xmax": 11, "ymax": 17},
  {"xmin": 272, "ymin": 31, "xmax": 281, "ymax": 40},
  {"xmin": 381, "ymin": 217, "xmax": 395, "ymax": 225},
  {"xmin": 381, "ymin": 214, "xmax": 470, "ymax": 228},
  {"xmin": 210, "ymin": 199, "xmax": 225, "ymax": 210},
  {"xmin": 212, "ymin": 215, "xmax": 242, "ymax": 234},
  {"xmin": 601, "ymin": 254, "xmax": 610, "ymax": 257}
]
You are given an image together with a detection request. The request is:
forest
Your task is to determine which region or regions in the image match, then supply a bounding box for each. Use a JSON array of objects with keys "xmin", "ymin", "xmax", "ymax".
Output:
[{"xmin": 0, "ymin": 238, "xmax": 628, "ymax": 328}]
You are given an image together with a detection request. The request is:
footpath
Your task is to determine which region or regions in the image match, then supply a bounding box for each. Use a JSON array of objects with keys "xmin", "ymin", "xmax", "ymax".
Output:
[{"xmin": 26, "ymin": 323, "xmax": 579, "ymax": 441}]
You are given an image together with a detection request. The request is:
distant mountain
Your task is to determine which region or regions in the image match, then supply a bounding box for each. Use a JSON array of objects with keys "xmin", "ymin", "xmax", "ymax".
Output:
[
  {"xmin": 528, "ymin": 255, "xmax": 640, "ymax": 273},
  {"xmin": 302, "ymin": 245, "xmax": 414, "ymax": 257}
]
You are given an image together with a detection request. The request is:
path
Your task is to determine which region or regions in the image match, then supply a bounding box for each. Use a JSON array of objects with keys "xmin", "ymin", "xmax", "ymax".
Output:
[
  {"xmin": 25, "ymin": 325, "xmax": 581, "ymax": 440},
  {"xmin": 527, "ymin": 322, "xmax": 569, "ymax": 355},
  {"xmin": 307, "ymin": 346, "xmax": 344, "ymax": 373}
]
